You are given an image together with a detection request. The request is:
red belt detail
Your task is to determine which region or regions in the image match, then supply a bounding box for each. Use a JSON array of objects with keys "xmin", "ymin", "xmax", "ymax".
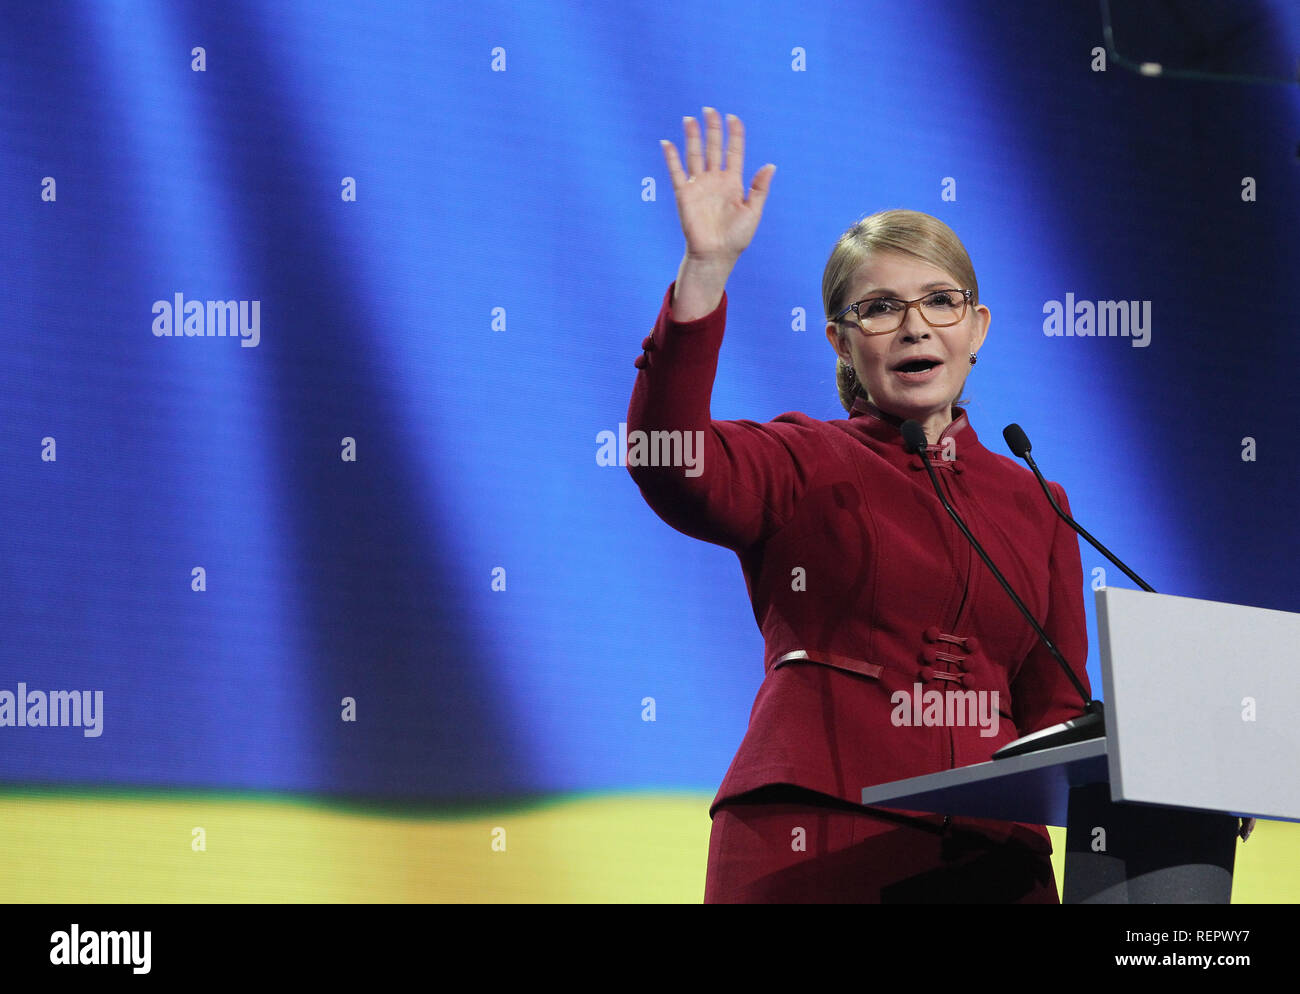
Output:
[{"xmin": 773, "ymin": 649, "xmax": 883, "ymax": 680}]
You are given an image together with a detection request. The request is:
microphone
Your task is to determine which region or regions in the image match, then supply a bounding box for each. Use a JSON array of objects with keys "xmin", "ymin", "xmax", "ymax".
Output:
[
  {"xmin": 901, "ymin": 420, "xmax": 1103, "ymax": 758},
  {"xmin": 1003, "ymin": 423, "xmax": 1155, "ymax": 592}
]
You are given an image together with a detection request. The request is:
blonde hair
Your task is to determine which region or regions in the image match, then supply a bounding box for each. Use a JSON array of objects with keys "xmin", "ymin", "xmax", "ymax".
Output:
[{"xmin": 822, "ymin": 209, "xmax": 980, "ymax": 413}]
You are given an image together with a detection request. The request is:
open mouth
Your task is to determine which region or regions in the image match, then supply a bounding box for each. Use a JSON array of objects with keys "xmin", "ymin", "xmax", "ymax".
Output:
[
  {"xmin": 894, "ymin": 359, "xmax": 941, "ymax": 373},
  {"xmin": 890, "ymin": 357, "xmax": 944, "ymax": 383}
]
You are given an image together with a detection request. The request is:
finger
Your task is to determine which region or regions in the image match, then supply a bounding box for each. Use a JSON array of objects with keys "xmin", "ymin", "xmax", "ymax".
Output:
[
  {"xmin": 725, "ymin": 113, "xmax": 746, "ymax": 181},
  {"xmin": 683, "ymin": 116, "xmax": 704, "ymax": 178},
  {"xmin": 660, "ymin": 139, "xmax": 687, "ymax": 192},
  {"xmin": 703, "ymin": 106, "xmax": 722, "ymax": 171},
  {"xmin": 745, "ymin": 162, "xmax": 776, "ymax": 214}
]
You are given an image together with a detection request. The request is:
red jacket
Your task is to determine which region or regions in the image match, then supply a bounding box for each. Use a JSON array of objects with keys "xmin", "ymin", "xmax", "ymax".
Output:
[{"xmin": 628, "ymin": 281, "xmax": 1091, "ymax": 854}]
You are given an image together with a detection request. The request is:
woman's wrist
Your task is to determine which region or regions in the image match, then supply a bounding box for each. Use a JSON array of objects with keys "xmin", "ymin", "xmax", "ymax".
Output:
[{"xmin": 670, "ymin": 253, "xmax": 737, "ymax": 322}]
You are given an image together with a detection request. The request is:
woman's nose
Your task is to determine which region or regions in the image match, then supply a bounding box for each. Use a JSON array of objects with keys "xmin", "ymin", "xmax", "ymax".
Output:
[
  {"xmin": 898, "ymin": 301, "xmax": 931, "ymax": 338},
  {"xmin": 899, "ymin": 315, "xmax": 930, "ymax": 340}
]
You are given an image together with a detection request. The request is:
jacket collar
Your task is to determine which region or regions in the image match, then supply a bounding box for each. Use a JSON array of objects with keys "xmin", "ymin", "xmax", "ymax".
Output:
[{"xmin": 845, "ymin": 395, "xmax": 978, "ymax": 470}]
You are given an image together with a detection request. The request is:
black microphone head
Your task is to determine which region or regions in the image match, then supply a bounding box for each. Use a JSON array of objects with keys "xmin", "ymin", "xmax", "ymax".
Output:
[
  {"xmin": 900, "ymin": 419, "xmax": 928, "ymax": 454},
  {"xmin": 1003, "ymin": 423, "xmax": 1031, "ymax": 458}
]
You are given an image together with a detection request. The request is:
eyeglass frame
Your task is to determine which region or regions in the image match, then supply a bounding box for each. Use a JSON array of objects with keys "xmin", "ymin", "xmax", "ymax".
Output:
[{"xmin": 831, "ymin": 288, "xmax": 974, "ymax": 335}]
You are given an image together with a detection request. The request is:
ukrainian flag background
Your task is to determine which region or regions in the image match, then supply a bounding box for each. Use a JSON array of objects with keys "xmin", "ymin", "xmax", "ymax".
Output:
[{"xmin": 2, "ymin": 1, "xmax": 1298, "ymax": 903}]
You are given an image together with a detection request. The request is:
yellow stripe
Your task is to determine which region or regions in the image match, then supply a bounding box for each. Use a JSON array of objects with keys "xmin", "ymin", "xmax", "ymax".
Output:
[{"xmin": 0, "ymin": 790, "xmax": 1292, "ymax": 902}]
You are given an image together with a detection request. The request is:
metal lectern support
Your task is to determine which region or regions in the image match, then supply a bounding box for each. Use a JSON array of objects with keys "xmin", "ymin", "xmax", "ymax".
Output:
[{"xmin": 1063, "ymin": 782, "xmax": 1238, "ymax": 903}]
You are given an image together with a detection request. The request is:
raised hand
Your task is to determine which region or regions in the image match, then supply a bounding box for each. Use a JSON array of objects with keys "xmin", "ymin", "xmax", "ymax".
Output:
[
  {"xmin": 660, "ymin": 108, "xmax": 776, "ymax": 265},
  {"xmin": 660, "ymin": 108, "xmax": 775, "ymax": 321}
]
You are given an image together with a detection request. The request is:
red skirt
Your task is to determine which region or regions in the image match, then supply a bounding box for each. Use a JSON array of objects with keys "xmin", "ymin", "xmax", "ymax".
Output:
[{"xmin": 705, "ymin": 785, "xmax": 1059, "ymax": 903}]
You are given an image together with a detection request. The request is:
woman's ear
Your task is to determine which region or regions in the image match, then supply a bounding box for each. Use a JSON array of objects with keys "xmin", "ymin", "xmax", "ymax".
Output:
[
  {"xmin": 971, "ymin": 304, "xmax": 990, "ymax": 354},
  {"xmin": 825, "ymin": 322, "xmax": 850, "ymax": 363}
]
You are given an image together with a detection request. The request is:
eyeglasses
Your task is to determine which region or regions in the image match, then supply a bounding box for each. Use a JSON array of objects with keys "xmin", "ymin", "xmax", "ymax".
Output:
[{"xmin": 832, "ymin": 288, "xmax": 973, "ymax": 336}]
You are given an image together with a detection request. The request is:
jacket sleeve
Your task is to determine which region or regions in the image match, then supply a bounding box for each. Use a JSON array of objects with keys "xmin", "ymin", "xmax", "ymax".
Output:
[
  {"xmin": 1008, "ymin": 480, "xmax": 1093, "ymax": 734},
  {"xmin": 626, "ymin": 281, "xmax": 825, "ymax": 552}
]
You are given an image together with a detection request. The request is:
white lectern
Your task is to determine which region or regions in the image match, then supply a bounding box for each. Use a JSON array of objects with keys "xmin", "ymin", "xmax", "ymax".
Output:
[{"xmin": 859, "ymin": 588, "xmax": 1300, "ymax": 903}]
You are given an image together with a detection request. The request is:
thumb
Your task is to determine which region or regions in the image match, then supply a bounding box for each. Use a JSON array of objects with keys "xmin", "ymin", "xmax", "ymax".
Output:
[{"xmin": 745, "ymin": 163, "xmax": 776, "ymax": 213}]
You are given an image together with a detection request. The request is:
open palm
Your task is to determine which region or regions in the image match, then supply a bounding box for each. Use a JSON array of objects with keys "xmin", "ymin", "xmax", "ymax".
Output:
[{"xmin": 661, "ymin": 108, "xmax": 775, "ymax": 263}]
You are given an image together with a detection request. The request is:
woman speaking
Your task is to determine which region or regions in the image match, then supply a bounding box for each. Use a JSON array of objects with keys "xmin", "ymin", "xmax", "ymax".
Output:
[{"xmin": 627, "ymin": 107, "xmax": 1093, "ymax": 903}]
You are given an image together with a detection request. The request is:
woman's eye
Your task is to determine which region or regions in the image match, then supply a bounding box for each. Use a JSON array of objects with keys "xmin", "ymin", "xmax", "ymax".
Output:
[{"xmin": 863, "ymin": 299, "xmax": 898, "ymax": 316}]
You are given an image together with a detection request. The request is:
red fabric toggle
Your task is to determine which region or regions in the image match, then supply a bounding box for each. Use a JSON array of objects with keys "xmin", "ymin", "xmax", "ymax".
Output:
[{"xmin": 932, "ymin": 630, "xmax": 973, "ymax": 651}]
